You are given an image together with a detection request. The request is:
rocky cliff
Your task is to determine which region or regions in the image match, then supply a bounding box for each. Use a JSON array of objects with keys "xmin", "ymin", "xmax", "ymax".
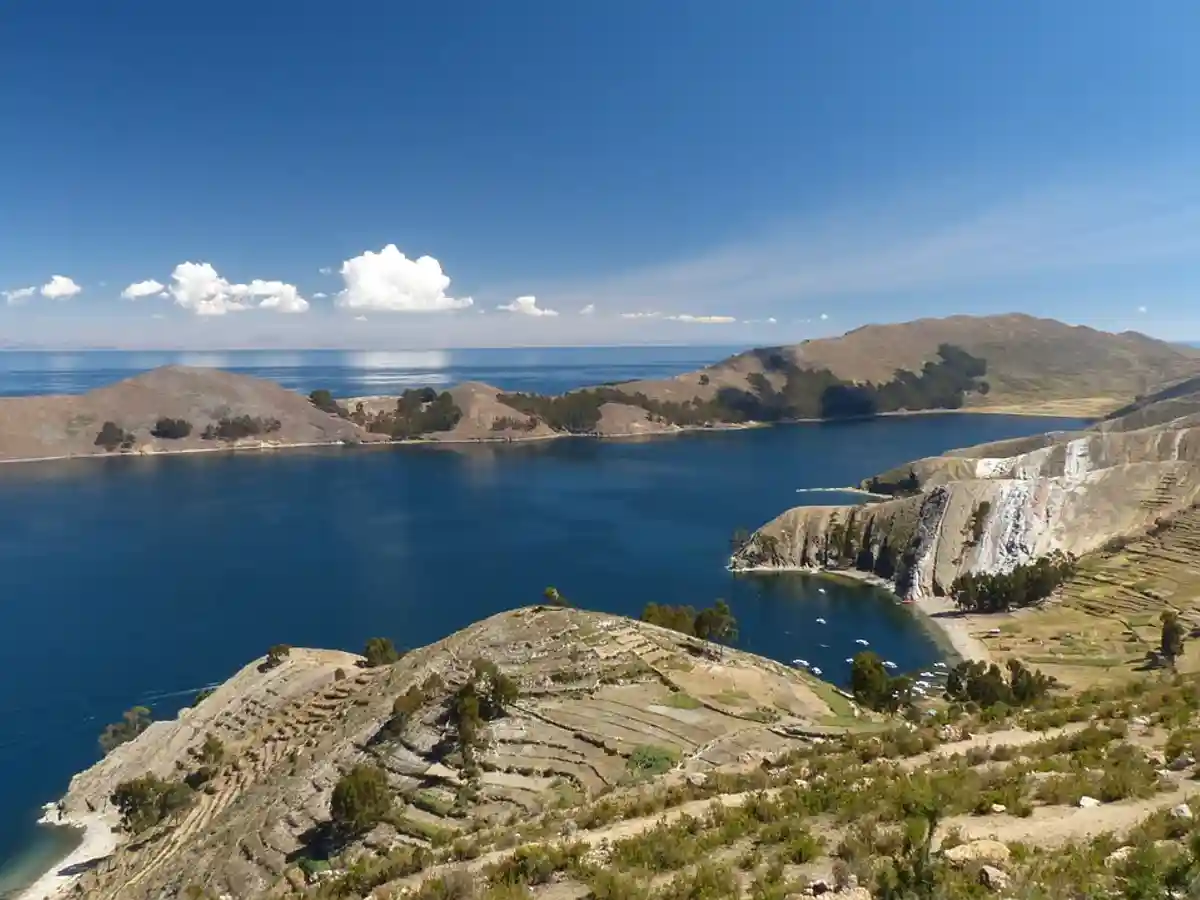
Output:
[{"xmin": 733, "ymin": 388, "xmax": 1200, "ymax": 600}]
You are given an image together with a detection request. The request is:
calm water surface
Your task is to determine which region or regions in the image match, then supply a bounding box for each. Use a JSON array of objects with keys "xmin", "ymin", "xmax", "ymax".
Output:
[
  {"xmin": 0, "ymin": 346, "xmax": 739, "ymax": 397},
  {"xmin": 0, "ymin": 349, "xmax": 1090, "ymax": 888}
]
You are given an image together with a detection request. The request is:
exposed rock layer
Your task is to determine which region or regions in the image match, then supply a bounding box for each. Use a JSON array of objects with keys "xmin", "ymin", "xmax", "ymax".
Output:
[{"xmin": 735, "ymin": 388, "xmax": 1200, "ymax": 599}]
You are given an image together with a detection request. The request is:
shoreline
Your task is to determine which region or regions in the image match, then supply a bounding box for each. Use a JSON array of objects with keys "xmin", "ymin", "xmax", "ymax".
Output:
[
  {"xmin": 0, "ymin": 402, "xmax": 1089, "ymax": 470},
  {"xmin": 13, "ymin": 808, "xmax": 119, "ymax": 900},
  {"xmin": 731, "ymin": 562, "xmax": 990, "ymax": 666}
]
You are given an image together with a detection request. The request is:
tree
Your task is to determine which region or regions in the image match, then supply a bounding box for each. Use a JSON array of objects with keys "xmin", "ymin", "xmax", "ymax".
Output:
[
  {"xmin": 471, "ymin": 658, "xmax": 519, "ymax": 718},
  {"xmin": 111, "ymin": 775, "xmax": 193, "ymax": 834},
  {"xmin": 309, "ymin": 389, "xmax": 339, "ymax": 414},
  {"xmin": 542, "ymin": 586, "xmax": 571, "ymax": 607},
  {"xmin": 95, "ymin": 421, "xmax": 134, "ymax": 451},
  {"xmin": 151, "ymin": 417, "xmax": 193, "ymax": 439},
  {"xmin": 850, "ymin": 653, "xmax": 891, "ymax": 710},
  {"xmin": 329, "ymin": 764, "xmax": 392, "ymax": 837},
  {"xmin": 99, "ymin": 706, "xmax": 152, "ymax": 754},
  {"xmin": 363, "ymin": 637, "xmax": 401, "ymax": 668},
  {"xmin": 262, "ymin": 644, "xmax": 291, "ymax": 671},
  {"xmin": 1162, "ymin": 611, "xmax": 1186, "ymax": 669},
  {"xmin": 694, "ymin": 600, "xmax": 738, "ymax": 657},
  {"xmin": 641, "ymin": 603, "xmax": 698, "ymax": 635}
]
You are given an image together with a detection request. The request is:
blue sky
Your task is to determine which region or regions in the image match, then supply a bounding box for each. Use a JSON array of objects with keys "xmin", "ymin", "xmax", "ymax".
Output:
[{"xmin": 1, "ymin": 1, "xmax": 1198, "ymax": 349}]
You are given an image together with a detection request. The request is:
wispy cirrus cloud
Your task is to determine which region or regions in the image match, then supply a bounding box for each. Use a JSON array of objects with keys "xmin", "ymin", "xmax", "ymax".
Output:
[{"xmin": 518, "ymin": 168, "xmax": 1200, "ymax": 319}]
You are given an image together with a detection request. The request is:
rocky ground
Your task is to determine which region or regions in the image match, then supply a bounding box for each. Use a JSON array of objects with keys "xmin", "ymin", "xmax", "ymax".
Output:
[
  {"xmin": 57, "ymin": 608, "xmax": 867, "ymax": 900},
  {"xmin": 45, "ymin": 606, "xmax": 1200, "ymax": 900}
]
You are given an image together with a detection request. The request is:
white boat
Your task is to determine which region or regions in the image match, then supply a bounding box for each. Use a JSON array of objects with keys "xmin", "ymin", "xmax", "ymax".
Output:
[
  {"xmin": 920, "ymin": 671, "xmax": 936, "ymax": 678},
  {"xmin": 810, "ymin": 666, "xmax": 822, "ymax": 676},
  {"xmin": 855, "ymin": 638, "xmax": 870, "ymax": 646},
  {"xmin": 934, "ymin": 661, "xmax": 948, "ymax": 669},
  {"xmin": 815, "ymin": 617, "xmax": 827, "ymax": 625},
  {"xmin": 845, "ymin": 658, "xmax": 854, "ymax": 663},
  {"xmin": 883, "ymin": 661, "xmax": 898, "ymax": 669},
  {"xmin": 792, "ymin": 658, "xmax": 809, "ymax": 668},
  {"xmin": 818, "ymin": 588, "xmax": 827, "ymax": 594}
]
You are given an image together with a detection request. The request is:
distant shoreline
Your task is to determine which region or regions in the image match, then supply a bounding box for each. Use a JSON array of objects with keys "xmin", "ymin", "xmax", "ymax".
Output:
[{"xmin": 0, "ymin": 404, "xmax": 1094, "ymax": 469}]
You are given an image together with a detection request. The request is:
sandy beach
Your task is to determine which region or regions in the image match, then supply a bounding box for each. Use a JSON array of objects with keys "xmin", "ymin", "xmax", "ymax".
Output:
[
  {"xmin": 16, "ymin": 808, "xmax": 119, "ymax": 900},
  {"xmin": 911, "ymin": 594, "xmax": 992, "ymax": 665}
]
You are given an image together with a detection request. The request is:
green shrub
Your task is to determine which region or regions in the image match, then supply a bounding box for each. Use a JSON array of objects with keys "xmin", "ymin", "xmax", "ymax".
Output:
[
  {"xmin": 627, "ymin": 744, "xmax": 680, "ymax": 776},
  {"xmin": 111, "ymin": 774, "xmax": 193, "ymax": 833},
  {"xmin": 99, "ymin": 706, "xmax": 152, "ymax": 754},
  {"xmin": 363, "ymin": 636, "xmax": 402, "ymax": 667},
  {"xmin": 330, "ymin": 764, "xmax": 393, "ymax": 836}
]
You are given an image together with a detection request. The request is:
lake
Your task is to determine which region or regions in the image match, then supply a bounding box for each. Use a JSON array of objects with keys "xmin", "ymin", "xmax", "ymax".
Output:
[{"xmin": 0, "ymin": 348, "xmax": 1089, "ymax": 891}]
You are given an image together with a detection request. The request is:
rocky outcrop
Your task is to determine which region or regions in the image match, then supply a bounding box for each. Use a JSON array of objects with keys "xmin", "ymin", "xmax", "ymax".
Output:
[{"xmin": 735, "ymin": 392, "xmax": 1200, "ymax": 599}]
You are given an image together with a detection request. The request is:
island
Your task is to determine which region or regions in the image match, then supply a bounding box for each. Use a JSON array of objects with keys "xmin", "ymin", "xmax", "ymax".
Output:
[{"xmin": 1, "ymin": 313, "xmax": 1197, "ymax": 465}]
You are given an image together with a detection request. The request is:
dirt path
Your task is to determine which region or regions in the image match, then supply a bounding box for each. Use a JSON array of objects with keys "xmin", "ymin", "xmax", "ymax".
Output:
[
  {"xmin": 379, "ymin": 719, "xmax": 1197, "ymax": 897},
  {"xmin": 942, "ymin": 779, "xmax": 1200, "ymax": 848}
]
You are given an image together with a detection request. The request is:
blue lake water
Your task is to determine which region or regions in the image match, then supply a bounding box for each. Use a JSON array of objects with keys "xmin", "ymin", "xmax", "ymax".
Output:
[
  {"xmin": 0, "ymin": 348, "xmax": 1089, "ymax": 890},
  {"xmin": 0, "ymin": 346, "xmax": 741, "ymax": 398}
]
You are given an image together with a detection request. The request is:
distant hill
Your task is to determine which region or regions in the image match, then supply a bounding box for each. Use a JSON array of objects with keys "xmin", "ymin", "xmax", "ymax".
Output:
[
  {"xmin": 0, "ymin": 366, "xmax": 371, "ymax": 462},
  {"xmin": 4, "ymin": 314, "xmax": 1196, "ymax": 463},
  {"xmin": 613, "ymin": 313, "xmax": 1200, "ymax": 418}
]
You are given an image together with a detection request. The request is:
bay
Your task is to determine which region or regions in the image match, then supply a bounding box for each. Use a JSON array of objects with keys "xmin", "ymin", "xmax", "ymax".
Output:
[{"xmin": 0, "ymin": 347, "xmax": 1089, "ymax": 889}]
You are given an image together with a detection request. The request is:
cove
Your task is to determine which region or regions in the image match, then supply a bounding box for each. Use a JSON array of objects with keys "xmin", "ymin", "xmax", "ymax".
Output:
[{"xmin": 0, "ymin": 412, "xmax": 1087, "ymax": 884}]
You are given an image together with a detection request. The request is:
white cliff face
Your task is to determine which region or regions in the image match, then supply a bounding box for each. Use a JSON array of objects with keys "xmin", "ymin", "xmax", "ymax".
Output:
[
  {"xmin": 1062, "ymin": 437, "xmax": 1092, "ymax": 482},
  {"xmin": 967, "ymin": 478, "xmax": 1074, "ymax": 576},
  {"xmin": 904, "ymin": 487, "xmax": 950, "ymax": 601}
]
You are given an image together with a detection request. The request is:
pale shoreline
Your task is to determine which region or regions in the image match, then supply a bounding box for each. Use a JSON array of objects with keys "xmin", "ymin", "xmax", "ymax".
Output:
[
  {"xmin": 0, "ymin": 401, "xmax": 1096, "ymax": 470},
  {"xmin": 14, "ymin": 809, "xmax": 119, "ymax": 900}
]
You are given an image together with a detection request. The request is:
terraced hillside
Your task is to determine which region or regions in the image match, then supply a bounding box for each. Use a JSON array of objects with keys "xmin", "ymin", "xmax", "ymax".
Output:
[
  {"xmin": 61, "ymin": 607, "xmax": 864, "ymax": 900},
  {"xmin": 48, "ymin": 622, "xmax": 1200, "ymax": 900}
]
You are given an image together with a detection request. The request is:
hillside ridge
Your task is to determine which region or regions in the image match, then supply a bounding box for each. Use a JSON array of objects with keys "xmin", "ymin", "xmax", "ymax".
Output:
[{"xmin": 3, "ymin": 314, "xmax": 1194, "ymax": 462}]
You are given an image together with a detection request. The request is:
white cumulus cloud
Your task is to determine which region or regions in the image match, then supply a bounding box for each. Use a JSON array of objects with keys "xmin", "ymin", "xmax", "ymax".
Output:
[
  {"xmin": 580, "ymin": 303, "xmax": 595, "ymax": 315},
  {"xmin": 665, "ymin": 314, "xmax": 737, "ymax": 324},
  {"xmin": 253, "ymin": 281, "xmax": 310, "ymax": 313},
  {"xmin": 121, "ymin": 279, "xmax": 166, "ymax": 300},
  {"xmin": 40, "ymin": 275, "xmax": 82, "ymax": 299},
  {"xmin": 620, "ymin": 311, "xmax": 661, "ymax": 319},
  {"xmin": 2, "ymin": 286, "xmax": 36, "ymax": 304},
  {"xmin": 819, "ymin": 312, "xmax": 829, "ymax": 320},
  {"xmin": 318, "ymin": 266, "xmax": 333, "ymax": 275},
  {"xmin": 336, "ymin": 245, "xmax": 473, "ymax": 313},
  {"xmin": 497, "ymin": 295, "xmax": 558, "ymax": 317},
  {"xmin": 168, "ymin": 262, "xmax": 309, "ymax": 316}
]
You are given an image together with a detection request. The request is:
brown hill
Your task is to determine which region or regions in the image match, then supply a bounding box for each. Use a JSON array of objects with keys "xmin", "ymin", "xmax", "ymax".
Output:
[
  {"xmin": 0, "ymin": 366, "xmax": 371, "ymax": 462},
  {"xmin": 616, "ymin": 313, "xmax": 1200, "ymax": 416}
]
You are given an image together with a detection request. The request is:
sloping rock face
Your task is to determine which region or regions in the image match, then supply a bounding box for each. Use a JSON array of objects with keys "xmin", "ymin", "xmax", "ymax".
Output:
[
  {"xmin": 734, "ymin": 394, "xmax": 1200, "ymax": 600},
  {"xmin": 64, "ymin": 608, "xmax": 858, "ymax": 900}
]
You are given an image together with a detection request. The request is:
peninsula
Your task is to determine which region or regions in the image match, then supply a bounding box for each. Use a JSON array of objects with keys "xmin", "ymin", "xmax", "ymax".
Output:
[
  {"xmin": 1, "ymin": 313, "xmax": 1196, "ymax": 464},
  {"xmin": 733, "ymin": 371, "xmax": 1200, "ymax": 689},
  {"xmin": 27, "ymin": 606, "xmax": 1200, "ymax": 900}
]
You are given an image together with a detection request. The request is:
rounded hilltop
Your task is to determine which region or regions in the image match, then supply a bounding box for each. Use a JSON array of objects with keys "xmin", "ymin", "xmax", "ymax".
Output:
[{"xmin": 51, "ymin": 605, "xmax": 868, "ymax": 899}]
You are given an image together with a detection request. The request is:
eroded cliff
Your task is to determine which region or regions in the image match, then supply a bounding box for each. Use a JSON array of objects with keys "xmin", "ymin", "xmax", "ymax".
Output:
[{"xmin": 734, "ymin": 391, "xmax": 1200, "ymax": 600}]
